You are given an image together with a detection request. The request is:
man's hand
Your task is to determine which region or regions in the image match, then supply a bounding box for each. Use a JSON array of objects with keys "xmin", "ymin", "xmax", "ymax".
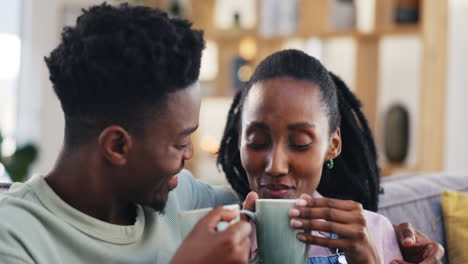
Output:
[
  {"xmin": 391, "ymin": 222, "xmax": 444, "ymax": 264},
  {"xmin": 171, "ymin": 206, "xmax": 252, "ymax": 264}
]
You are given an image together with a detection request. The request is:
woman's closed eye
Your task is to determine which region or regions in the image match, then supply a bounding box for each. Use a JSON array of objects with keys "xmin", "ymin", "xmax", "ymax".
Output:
[
  {"xmin": 246, "ymin": 132, "xmax": 270, "ymax": 150},
  {"xmin": 289, "ymin": 133, "xmax": 313, "ymax": 151}
]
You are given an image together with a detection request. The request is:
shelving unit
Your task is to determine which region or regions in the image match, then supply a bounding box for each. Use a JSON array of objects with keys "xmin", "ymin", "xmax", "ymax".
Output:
[{"xmin": 147, "ymin": 0, "xmax": 448, "ymax": 177}]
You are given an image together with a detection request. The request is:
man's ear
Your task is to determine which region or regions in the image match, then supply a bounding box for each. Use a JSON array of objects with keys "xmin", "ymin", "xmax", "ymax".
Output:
[
  {"xmin": 325, "ymin": 128, "xmax": 342, "ymax": 161},
  {"xmin": 98, "ymin": 126, "xmax": 133, "ymax": 166}
]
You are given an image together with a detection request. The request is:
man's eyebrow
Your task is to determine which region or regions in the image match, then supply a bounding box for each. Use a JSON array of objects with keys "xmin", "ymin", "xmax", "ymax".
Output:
[{"xmin": 179, "ymin": 125, "xmax": 199, "ymax": 136}]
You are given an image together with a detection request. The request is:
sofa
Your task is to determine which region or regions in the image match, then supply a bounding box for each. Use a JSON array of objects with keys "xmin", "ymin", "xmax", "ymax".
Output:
[
  {"xmin": 379, "ymin": 172, "xmax": 468, "ymax": 264},
  {"xmin": 1, "ymin": 172, "xmax": 467, "ymax": 263}
]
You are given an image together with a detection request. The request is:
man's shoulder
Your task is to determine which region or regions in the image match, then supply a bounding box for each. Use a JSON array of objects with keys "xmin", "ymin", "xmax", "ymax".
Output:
[
  {"xmin": 171, "ymin": 169, "xmax": 213, "ymax": 198},
  {"xmin": 0, "ymin": 188, "xmax": 48, "ymax": 229},
  {"xmin": 170, "ymin": 170, "xmax": 239, "ymax": 210},
  {"xmin": 0, "ymin": 180, "xmax": 55, "ymax": 232},
  {"xmin": 1, "ymin": 181, "xmax": 37, "ymax": 210},
  {"xmin": 0, "ymin": 187, "xmax": 54, "ymax": 264}
]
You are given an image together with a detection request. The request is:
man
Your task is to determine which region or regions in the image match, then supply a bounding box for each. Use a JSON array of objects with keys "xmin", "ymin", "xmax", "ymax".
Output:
[
  {"xmin": 0, "ymin": 4, "xmax": 250, "ymax": 264},
  {"xmin": 0, "ymin": 3, "xmax": 442, "ymax": 264}
]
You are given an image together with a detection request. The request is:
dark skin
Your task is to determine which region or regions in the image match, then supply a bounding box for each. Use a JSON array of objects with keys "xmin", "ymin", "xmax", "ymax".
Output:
[
  {"xmin": 45, "ymin": 84, "xmax": 202, "ymax": 224},
  {"xmin": 45, "ymin": 84, "xmax": 251, "ymax": 264},
  {"xmin": 239, "ymin": 78, "xmax": 379, "ymax": 263},
  {"xmin": 239, "ymin": 77, "xmax": 444, "ymax": 263},
  {"xmin": 391, "ymin": 223, "xmax": 444, "ymax": 264},
  {"xmin": 171, "ymin": 206, "xmax": 252, "ymax": 264}
]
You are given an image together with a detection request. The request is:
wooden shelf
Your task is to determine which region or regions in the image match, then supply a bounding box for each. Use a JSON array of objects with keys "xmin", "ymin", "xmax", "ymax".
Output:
[
  {"xmin": 207, "ymin": 24, "xmax": 421, "ymax": 43},
  {"xmin": 185, "ymin": 0, "xmax": 446, "ymax": 176},
  {"xmin": 373, "ymin": 24, "xmax": 421, "ymax": 36},
  {"xmin": 380, "ymin": 162, "xmax": 417, "ymax": 177}
]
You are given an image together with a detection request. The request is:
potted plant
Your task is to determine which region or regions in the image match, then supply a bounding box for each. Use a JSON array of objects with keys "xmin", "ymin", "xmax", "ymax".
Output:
[{"xmin": 0, "ymin": 132, "xmax": 38, "ymax": 182}]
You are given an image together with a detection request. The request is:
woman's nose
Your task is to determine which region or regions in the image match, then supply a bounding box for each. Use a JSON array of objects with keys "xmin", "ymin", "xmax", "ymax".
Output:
[{"xmin": 264, "ymin": 145, "xmax": 289, "ymax": 177}]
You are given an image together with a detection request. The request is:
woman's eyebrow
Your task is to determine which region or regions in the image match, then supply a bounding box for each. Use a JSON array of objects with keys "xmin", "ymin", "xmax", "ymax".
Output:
[
  {"xmin": 247, "ymin": 121, "xmax": 269, "ymax": 130},
  {"xmin": 287, "ymin": 123, "xmax": 316, "ymax": 130}
]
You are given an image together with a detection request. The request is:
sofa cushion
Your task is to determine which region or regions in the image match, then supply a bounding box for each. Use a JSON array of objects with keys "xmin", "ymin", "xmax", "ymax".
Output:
[
  {"xmin": 0, "ymin": 182, "xmax": 11, "ymax": 192},
  {"xmin": 441, "ymin": 190, "xmax": 468, "ymax": 264},
  {"xmin": 378, "ymin": 172, "xmax": 468, "ymax": 264}
]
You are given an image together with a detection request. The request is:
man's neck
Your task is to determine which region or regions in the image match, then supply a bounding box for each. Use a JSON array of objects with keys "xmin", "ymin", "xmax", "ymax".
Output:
[{"xmin": 44, "ymin": 147, "xmax": 137, "ymax": 225}]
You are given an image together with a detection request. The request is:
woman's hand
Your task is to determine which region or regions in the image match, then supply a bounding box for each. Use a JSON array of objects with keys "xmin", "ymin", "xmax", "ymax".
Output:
[
  {"xmin": 242, "ymin": 191, "xmax": 258, "ymax": 213},
  {"xmin": 390, "ymin": 222, "xmax": 444, "ymax": 264},
  {"xmin": 289, "ymin": 194, "xmax": 379, "ymax": 264}
]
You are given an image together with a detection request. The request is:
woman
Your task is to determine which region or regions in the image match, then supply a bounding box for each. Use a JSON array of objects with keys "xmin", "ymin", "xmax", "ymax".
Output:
[{"xmin": 217, "ymin": 49, "xmax": 440, "ymax": 263}]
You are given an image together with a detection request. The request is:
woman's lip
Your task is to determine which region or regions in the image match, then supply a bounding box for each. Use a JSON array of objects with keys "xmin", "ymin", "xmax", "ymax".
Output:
[
  {"xmin": 260, "ymin": 184, "xmax": 294, "ymax": 198},
  {"xmin": 261, "ymin": 184, "xmax": 293, "ymax": 190},
  {"xmin": 262, "ymin": 188, "xmax": 290, "ymax": 198}
]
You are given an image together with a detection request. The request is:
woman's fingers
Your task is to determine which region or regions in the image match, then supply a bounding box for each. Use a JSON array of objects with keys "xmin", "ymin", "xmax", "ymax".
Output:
[
  {"xmin": 296, "ymin": 195, "xmax": 363, "ymax": 212},
  {"xmin": 290, "ymin": 206, "xmax": 366, "ymax": 225},
  {"xmin": 295, "ymin": 232, "xmax": 347, "ymax": 249},
  {"xmin": 291, "ymin": 219, "xmax": 367, "ymax": 239},
  {"xmin": 242, "ymin": 191, "xmax": 258, "ymax": 212},
  {"xmin": 294, "ymin": 195, "xmax": 379, "ymax": 263}
]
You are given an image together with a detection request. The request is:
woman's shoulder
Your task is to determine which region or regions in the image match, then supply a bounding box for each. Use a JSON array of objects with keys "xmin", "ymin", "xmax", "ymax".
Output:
[
  {"xmin": 362, "ymin": 209, "xmax": 398, "ymax": 241},
  {"xmin": 362, "ymin": 209, "xmax": 393, "ymax": 227},
  {"xmin": 363, "ymin": 209, "xmax": 403, "ymax": 263}
]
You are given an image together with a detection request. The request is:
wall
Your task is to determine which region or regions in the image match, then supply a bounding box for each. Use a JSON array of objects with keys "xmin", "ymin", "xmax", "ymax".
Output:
[
  {"xmin": 444, "ymin": 0, "xmax": 468, "ymax": 171},
  {"xmin": 16, "ymin": 0, "xmax": 467, "ymax": 177},
  {"xmin": 0, "ymin": 0, "xmax": 21, "ymax": 139},
  {"xmin": 17, "ymin": 0, "xmax": 102, "ymax": 175},
  {"xmin": 377, "ymin": 36, "xmax": 421, "ymax": 167}
]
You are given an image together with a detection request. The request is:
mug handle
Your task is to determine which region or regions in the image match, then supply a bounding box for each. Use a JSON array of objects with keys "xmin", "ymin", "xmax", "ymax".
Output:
[
  {"xmin": 216, "ymin": 204, "xmax": 242, "ymax": 232},
  {"xmin": 216, "ymin": 221, "xmax": 230, "ymax": 231},
  {"xmin": 240, "ymin": 209, "xmax": 257, "ymax": 222},
  {"xmin": 216, "ymin": 209, "xmax": 256, "ymax": 231}
]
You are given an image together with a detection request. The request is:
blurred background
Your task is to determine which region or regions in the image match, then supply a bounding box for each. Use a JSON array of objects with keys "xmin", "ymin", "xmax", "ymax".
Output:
[{"xmin": 0, "ymin": 0, "xmax": 467, "ymax": 184}]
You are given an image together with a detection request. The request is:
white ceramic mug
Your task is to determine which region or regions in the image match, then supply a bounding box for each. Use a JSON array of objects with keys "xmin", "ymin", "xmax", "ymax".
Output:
[{"xmin": 178, "ymin": 204, "xmax": 240, "ymax": 239}]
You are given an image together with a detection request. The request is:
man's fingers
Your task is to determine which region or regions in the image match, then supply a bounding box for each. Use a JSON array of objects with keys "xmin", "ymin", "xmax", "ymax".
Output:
[
  {"xmin": 200, "ymin": 206, "xmax": 239, "ymax": 230},
  {"xmin": 222, "ymin": 221, "xmax": 252, "ymax": 244},
  {"xmin": 242, "ymin": 191, "xmax": 258, "ymax": 212},
  {"xmin": 396, "ymin": 222, "xmax": 416, "ymax": 246}
]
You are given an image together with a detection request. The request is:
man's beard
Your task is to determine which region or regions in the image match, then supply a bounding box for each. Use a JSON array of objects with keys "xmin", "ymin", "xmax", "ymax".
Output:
[
  {"xmin": 146, "ymin": 172, "xmax": 179, "ymax": 215},
  {"xmin": 146, "ymin": 187, "xmax": 170, "ymax": 215},
  {"xmin": 149, "ymin": 199, "xmax": 168, "ymax": 215}
]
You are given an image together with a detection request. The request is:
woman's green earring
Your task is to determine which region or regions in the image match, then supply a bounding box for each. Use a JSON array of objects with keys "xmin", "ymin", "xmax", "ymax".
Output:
[{"xmin": 326, "ymin": 159, "xmax": 334, "ymax": 169}]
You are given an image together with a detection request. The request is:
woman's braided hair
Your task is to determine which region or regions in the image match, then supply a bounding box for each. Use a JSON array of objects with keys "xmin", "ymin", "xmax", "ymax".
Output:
[{"xmin": 217, "ymin": 49, "xmax": 380, "ymax": 211}]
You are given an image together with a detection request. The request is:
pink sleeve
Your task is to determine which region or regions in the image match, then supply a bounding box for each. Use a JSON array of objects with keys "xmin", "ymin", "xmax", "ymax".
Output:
[{"xmin": 364, "ymin": 210, "xmax": 403, "ymax": 264}]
